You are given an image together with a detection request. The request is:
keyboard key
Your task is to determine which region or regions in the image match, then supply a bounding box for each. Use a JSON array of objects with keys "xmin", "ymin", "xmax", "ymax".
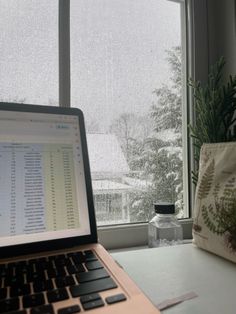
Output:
[
  {"xmin": 82, "ymin": 299, "xmax": 104, "ymax": 311},
  {"xmin": 58, "ymin": 305, "xmax": 81, "ymax": 314},
  {"xmin": 34, "ymin": 259, "xmax": 50, "ymax": 271},
  {"xmin": 23, "ymin": 293, "xmax": 45, "ymax": 308},
  {"xmin": 15, "ymin": 261, "xmax": 27, "ymax": 273},
  {"xmin": 67, "ymin": 264, "xmax": 85, "ymax": 275},
  {"xmin": 66, "ymin": 265, "xmax": 77, "ymax": 275},
  {"xmin": 83, "ymin": 251, "xmax": 97, "ymax": 262},
  {"xmin": 71, "ymin": 253, "xmax": 85, "ymax": 265},
  {"xmin": 85, "ymin": 261, "xmax": 103, "ymax": 271},
  {"xmin": 15, "ymin": 264, "xmax": 34, "ymax": 276},
  {"xmin": 1, "ymin": 268, "xmax": 13, "ymax": 279},
  {"xmin": 33, "ymin": 279, "xmax": 54, "ymax": 293},
  {"xmin": 0, "ymin": 287, "xmax": 7, "ymax": 299},
  {"xmin": 5, "ymin": 275, "xmax": 24, "ymax": 287},
  {"xmin": 47, "ymin": 288, "xmax": 69, "ymax": 303},
  {"xmin": 30, "ymin": 304, "xmax": 54, "ymax": 314},
  {"xmin": 76, "ymin": 264, "xmax": 86, "ymax": 273},
  {"xmin": 0, "ymin": 264, "xmax": 6, "ymax": 272},
  {"xmin": 27, "ymin": 271, "xmax": 45, "ymax": 282},
  {"xmin": 80, "ymin": 293, "xmax": 101, "ymax": 304},
  {"xmin": 64, "ymin": 259, "xmax": 73, "ymax": 268},
  {"xmin": 0, "ymin": 297, "xmax": 19, "ymax": 313},
  {"xmin": 55, "ymin": 267, "xmax": 66, "ymax": 277},
  {"xmin": 54, "ymin": 259, "xmax": 66, "ymax": 268},
  {"xmin": 8, "ymin": 262, "xmax": 16, "ymax": 270},
  {"xmin": 105, "ymin": 293, "xmax": 127, "ymax": 304},
  {"xmin": 55, "ymin": 276, "xmax": 75, "ymax": 288},
  {"xmin": 10, "ymin": 283, "xmax": 31, "ymax": 297},
  {"xmin": 70, "ymin": 277, "xmax": 117, "ymax": 297},
  {"xmin": 47, "ymin": 268, "xmax": 57, "ymax": 279},
  {"xmin": 0, "ymin": 265, "xmax": 7, "ymax": 277},
  {"xmin": 76, "ymin": 268, "xmax": 109, "ymax": 283},
  {"xmin": 47, "ymin": 267, "xmax": 66, "ymax": 279},
  {"xmin": 54, "ymin": 255, "xmax": 68, "ymax": 268}
]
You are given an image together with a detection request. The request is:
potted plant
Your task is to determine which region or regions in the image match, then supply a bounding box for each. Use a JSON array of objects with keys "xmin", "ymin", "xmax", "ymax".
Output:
[
  {"xmin": 189, "ymin": 56, "xmax": 236, "ymax": 185},
  {"xmin": 189, "ymin": 57, "xmax": 236, "ymax": 235}
]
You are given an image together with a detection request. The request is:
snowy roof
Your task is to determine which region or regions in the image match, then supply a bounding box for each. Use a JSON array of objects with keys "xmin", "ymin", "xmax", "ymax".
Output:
[
  {"xmin": 92, "ymin": 179, "xmax": 133, "ymax": 194},
  {"xmin": 92, "ymin": 177, "xmax": 150, "ymax": 194},
  {"xmin": 87, "ymin": 133, "xmax": 130, "ymax": 175},
  {"xmin": 123, "ymin": 176, "xmax": 150, "ymax": 190}
]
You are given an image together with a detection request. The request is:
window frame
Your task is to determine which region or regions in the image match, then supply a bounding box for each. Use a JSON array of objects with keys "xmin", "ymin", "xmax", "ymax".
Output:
[
  {"xmin": 59, "ymin": 0, "xmax": 71, "ymax": 107},
  {"xmin": 58, "ymin": 0, "xmax": 209, "ymax": 249}
]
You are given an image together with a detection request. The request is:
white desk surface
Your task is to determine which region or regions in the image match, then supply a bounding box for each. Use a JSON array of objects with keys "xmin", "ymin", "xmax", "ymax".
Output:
[{"xmin": 111, "ymin": 243, "xmax": 236, "ymax": 313}]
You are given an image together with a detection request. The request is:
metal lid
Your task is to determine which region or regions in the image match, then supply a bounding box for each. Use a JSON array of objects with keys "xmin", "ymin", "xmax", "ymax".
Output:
[{"xmin": 154, "ymin": 202, "xmax": 175, "ymax": 214}]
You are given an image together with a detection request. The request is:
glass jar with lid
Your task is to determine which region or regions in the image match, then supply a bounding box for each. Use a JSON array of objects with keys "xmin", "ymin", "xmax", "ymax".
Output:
[{"xmin": 148, "ymin": 202, "xmax": 183, "ymax": 248}]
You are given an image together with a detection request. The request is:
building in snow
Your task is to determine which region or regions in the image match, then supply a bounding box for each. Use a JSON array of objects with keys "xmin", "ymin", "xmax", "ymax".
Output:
[{"xmin": 87, "ymin": 133, "xmax": 132, "ymax": 225}]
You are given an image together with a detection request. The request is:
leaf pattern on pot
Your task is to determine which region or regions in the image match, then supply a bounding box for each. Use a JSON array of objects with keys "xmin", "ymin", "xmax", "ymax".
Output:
[
  {"xmin": 197, "ymin": 158, "xmax": 215, "ymax": 200},
  {"xmin": 202, "ymin": 177, "xmax": 236, "ymax": 251}
]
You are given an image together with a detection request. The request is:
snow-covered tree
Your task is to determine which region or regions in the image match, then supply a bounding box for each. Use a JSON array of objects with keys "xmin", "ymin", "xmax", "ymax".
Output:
[
  {"xmin": 110, "ymin": 112, "xmax": 153, "ymax": 169},
  {"xmin": 108, "ymin": 46, "xmax": 183, "ymax": 222},
  {"xmin": 130, "ymin": 46, "xmax": 183, "ymax": 221},
  {"xmin": 151, "ymin": 46, "xmax": 182, "ymax": 134}
]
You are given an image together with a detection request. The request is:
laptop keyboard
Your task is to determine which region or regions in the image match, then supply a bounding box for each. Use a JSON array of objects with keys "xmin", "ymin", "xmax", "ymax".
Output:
[{"xmin": 0, "ymin": 250, "xmax": 126, "ymax": 313}]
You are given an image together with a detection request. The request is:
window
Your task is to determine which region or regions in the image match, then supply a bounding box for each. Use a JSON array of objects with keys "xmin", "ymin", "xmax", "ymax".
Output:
[
  {"xmin": 0, "ymin": 0, "xmax": 58, "ymax": 105},
  {"xmin": 0, "ymin": 0, "xmax": 192, "ymax": 232},
  {"xmin": 70, "ymin": 0, "xmax": 188, "ymax": 225}
]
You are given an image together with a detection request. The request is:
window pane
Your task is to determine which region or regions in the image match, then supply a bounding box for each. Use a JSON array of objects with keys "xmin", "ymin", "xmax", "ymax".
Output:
[
  {"xmin": 71, "ymin": 0, "xmax": 187, "ymax": 225},
  {"xmin": 0, "ymin": 0, "xmax": 58, "ymax": 105}
]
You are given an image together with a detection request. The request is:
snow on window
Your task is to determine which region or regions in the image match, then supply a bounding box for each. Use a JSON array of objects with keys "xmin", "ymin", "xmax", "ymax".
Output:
[{"xmin": 71, "ymin": 0, "xmax": 186, "ymax": 225}]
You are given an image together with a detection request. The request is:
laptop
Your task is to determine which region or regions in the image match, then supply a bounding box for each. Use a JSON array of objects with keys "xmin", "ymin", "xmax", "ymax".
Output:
[{"xmin": 0, "ymin": 103, "xmax": 159, "ymax": 314}]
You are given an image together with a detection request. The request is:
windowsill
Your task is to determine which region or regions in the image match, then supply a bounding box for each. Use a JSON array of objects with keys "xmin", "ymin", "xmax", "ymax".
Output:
[
  {"xmin": 97, "ymin": 218, "xmax": 193, "ymax": 250},
  {"xmin": 109, "ymin": 239, "xmax": 193, "ymax": 253}
]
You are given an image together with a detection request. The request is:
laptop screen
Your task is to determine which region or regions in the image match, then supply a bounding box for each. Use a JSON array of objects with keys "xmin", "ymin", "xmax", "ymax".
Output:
[{"xmin": 0, "ymin": 108, "xmax": 92, "ymax": 248}]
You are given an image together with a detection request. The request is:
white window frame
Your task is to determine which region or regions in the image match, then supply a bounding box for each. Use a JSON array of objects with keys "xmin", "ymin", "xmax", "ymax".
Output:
[{"xmin": 58, "ymin": 0, "xmax": 209, "ymax": 249}]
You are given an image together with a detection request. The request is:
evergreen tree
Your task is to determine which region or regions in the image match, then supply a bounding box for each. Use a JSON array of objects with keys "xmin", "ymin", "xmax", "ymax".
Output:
[
  {"xmin": 151, "ymin": 46, "xmax": 182, "ymax": 134},
  {"xmin": 130, "ymin": 46, "xmax": 183, "ymax": 221},
  {"xmin": 109, "ymin": 46, "xmax": 183, "ymax": 222},
  {"xmin": 110, "ymin": 112, "xmax": 153, "ymax": 170}
]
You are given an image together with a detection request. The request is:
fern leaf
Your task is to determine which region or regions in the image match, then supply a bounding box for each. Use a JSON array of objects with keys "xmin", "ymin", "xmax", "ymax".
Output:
[
  {"xmin": 213, "ymin": 183, "xmax": 220, "ymax": 198},
  {"xmin": 197, "ymin": 159, "xmax": 215, "ymax": 200}
]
